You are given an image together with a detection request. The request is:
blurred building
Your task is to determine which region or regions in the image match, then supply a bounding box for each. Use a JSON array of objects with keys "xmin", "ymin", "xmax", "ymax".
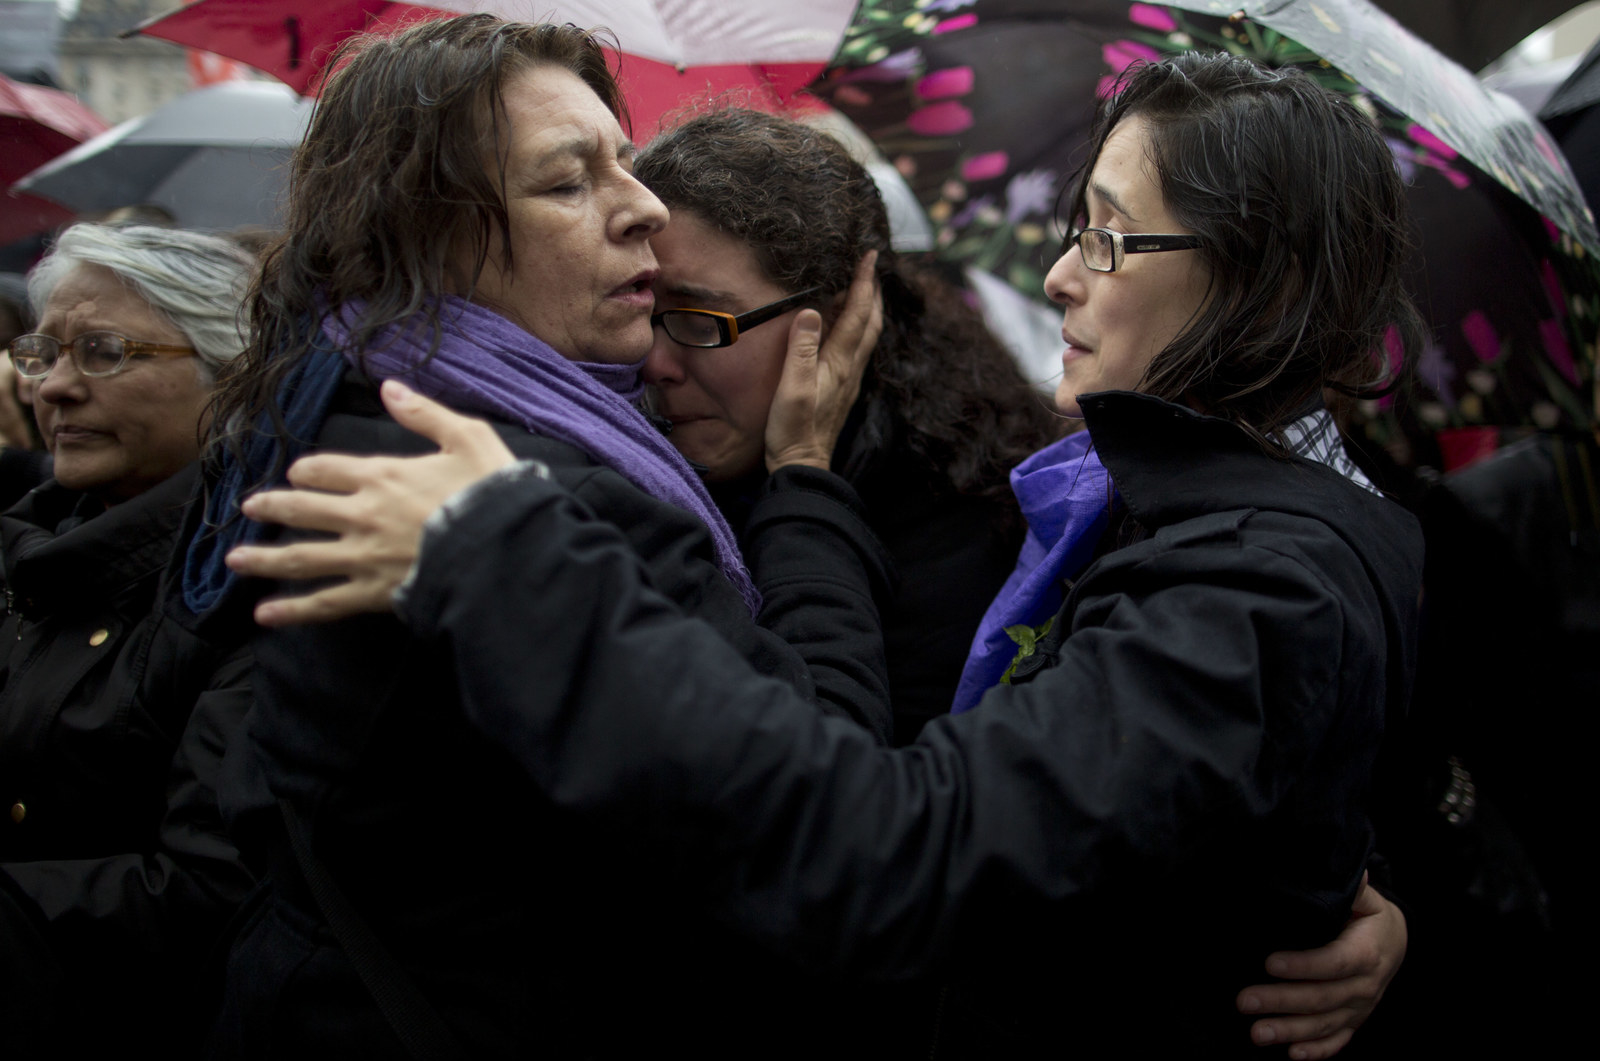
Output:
[
  {"xmin": 0, "ymin": 0, "xmax": 63, "ymax": 85},
  {"xmin": 57, "ymin": 0, "xmax": 190, "ymax": 124}
]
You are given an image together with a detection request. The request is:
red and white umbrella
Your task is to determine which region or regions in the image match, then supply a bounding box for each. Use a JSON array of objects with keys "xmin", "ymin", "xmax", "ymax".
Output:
[
  {"xmin": 133, "ymin": 0, "xmax": 856, "ymax": 137},
  {"xmin": 0, "ymin": 75, "xmax": 109, "ymax": 245}
]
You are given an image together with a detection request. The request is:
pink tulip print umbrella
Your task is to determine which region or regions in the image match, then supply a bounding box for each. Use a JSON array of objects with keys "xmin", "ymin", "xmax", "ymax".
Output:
[
  {"xmin": 134, "ymin": 0, "xmax": 856, "ymax": 138},
  {"xmin": 813, "ymin": 0, "xmax": 1599, "ymax": 443}
]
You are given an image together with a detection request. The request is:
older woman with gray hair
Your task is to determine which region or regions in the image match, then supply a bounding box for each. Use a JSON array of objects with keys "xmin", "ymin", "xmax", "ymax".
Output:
[{"xmin": 0, "ymin": 222, "xmax": 258, "ymax": 1052}]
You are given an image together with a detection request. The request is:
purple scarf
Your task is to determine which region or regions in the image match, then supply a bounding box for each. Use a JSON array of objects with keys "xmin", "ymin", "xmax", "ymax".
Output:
[
  {"xmin": 950, "ymin": 429, "xmax": 1117, "ymax": 714},
  {"xmin": 324, "ymin": 297, "xmax": 761, "ymax": 615}
]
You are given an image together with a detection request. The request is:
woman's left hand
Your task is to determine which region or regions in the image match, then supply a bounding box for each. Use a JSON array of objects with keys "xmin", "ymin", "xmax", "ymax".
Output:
[
  {"xmin": 1235, "ymin": 874, "xmax": 1406, "ymax": 1059},
  {"xmin": 764, "ymin": 250, "xmax": 882, "ymax": 473},
  {"xmin": 226, "ymin": 380, "xmax": 516, "ymax": 626}
]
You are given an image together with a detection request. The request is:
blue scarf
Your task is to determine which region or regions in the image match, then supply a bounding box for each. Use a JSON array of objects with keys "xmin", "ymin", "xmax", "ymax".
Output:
[
  {"xmin": 950, "ymin": 429, "xmax": 1118, "ymax": 714},
  {"xmin": 185, "ymin": 297, "xmax": 760, "ymax": 617}
]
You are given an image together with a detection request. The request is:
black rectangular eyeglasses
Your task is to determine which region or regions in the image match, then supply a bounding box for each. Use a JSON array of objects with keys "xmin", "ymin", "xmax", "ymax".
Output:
[
  {"xmin": 1065, "ymin": 226, "xmax": 1203, "ymax": 273},
  {"xmin": 651, "ymin": 286, "xmax": 825, "ymax": 349}
]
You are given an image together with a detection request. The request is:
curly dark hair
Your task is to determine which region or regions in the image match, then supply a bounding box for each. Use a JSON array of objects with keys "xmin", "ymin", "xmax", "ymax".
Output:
[
  {"xmin": 635, "ymin": 108, "xmax": 1059, "ymax": 504},
  {"xmin": 1071, "ymin": 52, "xmax": 1426, "ymax": 444},
  {"xmin": 207, "ymin": 15, "xmax": 624, "ymax": 464}
]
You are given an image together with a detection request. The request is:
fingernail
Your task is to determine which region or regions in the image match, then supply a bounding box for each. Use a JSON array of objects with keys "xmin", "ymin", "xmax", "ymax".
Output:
[
  {"xmin": 796, "ymin": 310, "xmax": 822, "ymax": 336},
  {"xmin": 1266, "ymin": 956, "xmax": 1289, "ymax": 977},
  {"xmin": 1256, "ymin": 1025, "xmax": 1277, "ymax": 1044},
  {"xmin": 381, "ymin": 378, "xmax": 415, "ymax": 405},
  {"xmin": 1239, "ymin": 994, "xmax": 1261, "ymax": 1013}
]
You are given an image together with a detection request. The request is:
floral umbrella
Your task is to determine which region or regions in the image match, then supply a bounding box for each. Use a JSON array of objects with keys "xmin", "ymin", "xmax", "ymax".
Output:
[{"xmin": 813, "ymin": 0, "xmax": 1598, "ymax": 441}]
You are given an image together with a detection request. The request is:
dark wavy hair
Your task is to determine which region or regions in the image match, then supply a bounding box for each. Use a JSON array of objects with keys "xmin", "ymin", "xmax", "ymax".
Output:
[
  {"xmin": 636, "ymin": 108, "xmax": 1058, "ymax": 505},
  {"xmin": 1071, "ymin": 52, "xmax": 1425, "ymax": 444},
  {"xmin": 207, "ymin": 15, "xmax": 624, "ymax": 462}
]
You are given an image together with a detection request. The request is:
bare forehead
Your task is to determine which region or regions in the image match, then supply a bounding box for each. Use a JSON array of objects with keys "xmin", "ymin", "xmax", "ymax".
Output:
[
  {"xmin": 37, "ymin": 263, "xmax": 184, "ymax": 340},
  {"xmin": 499, "ymin": 65, "xmax": 630, "ymax": 163},
  {"xmin": 40, "ymin": 263, "xmax": 139, "ymax": 316},
  {"xmin": 1088, "ymin": 116, "xmax": 1166, "ymax": 222},
  {"xmin": 654, "ymin": 213, "xmax": 782, "ymax": 302}
]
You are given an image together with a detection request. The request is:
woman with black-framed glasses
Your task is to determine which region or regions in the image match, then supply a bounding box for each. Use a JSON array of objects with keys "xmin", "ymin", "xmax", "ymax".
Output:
[
  {"xmin": 1061, "ymin": 226, "xmax": 1204, "ymax": 273},
  {"xmin": 636, "ymin": 110, "xmax": 1061, "ymax": 747},
  {"xmin": 0, "ymin": 222, "xmax": 257, "ymax": 1052},
  {"xmin": 229, "ymin": 57, "xmax": 1422, "ymax": 1056},
  {"xmin": 651, "ymin": 286, "xmax": 826, "ymax": 348}
]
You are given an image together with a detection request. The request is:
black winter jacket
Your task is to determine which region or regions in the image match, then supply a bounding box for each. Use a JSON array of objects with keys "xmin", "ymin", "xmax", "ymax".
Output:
[
  {"xmin": 396, "ymin": 391, "xmax": 1425, "ymax": 1056},
  {"xmin": 208, "ymin": 378, "xmax": 894, "ymax": 1058},
  {"xmin": 0, "ymin": 465, "xmax": 254, "ymax": 1051},
  {"xmin": 713, "ymin": 428, "xmax": 1022, "ymax": 746}
]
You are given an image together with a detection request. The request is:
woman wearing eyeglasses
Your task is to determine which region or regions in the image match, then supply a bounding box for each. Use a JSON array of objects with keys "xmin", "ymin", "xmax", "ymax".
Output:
[
  {"xmin": 637, "ymin": 109, "xmax": 1060, "ymax": 745},
  {"xmin": 0, "ymin": 222, "xmax": 257, "ymax": 1051},
  {"xmin": 234, "ymin": 53, "xmax": 1424, "ymax": 1056}
]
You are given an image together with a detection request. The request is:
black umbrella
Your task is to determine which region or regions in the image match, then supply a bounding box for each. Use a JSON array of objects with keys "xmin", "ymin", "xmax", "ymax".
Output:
[
  {"xmin": 1540, "ymin": 37, "xmax": 1600, "ymax": 227},
  {"xmin": 13, "ymin": 80, "xmax": 313, "ymax": 230},
  {"xmin": 1376, "ymin": 0, "xmax": 1587, "ymax": 71}
]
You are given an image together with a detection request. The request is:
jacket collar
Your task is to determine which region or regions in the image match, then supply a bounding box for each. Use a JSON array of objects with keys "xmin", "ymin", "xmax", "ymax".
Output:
[
  {"xmin": 1080, "ymin": 391, "xmax": 1379, "ymax": 528},
  {"xmin": 2, "ymin": 462, "xmax": 199, "ymax": 616},
  {"xmin": 1078, "ymin": 390, "xmax": 1420, "ymax": 590}
]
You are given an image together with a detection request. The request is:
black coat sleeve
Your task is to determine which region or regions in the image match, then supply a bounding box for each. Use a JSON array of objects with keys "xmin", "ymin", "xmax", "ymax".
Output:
[
  {"xmin": 399, "ymin": 470, "xmax": 1383, "ymax": 979},
  {"xmin": 741, "ymin": 465, "xmax": 893, "ymax": 742},
  {"xmin": 345, "ymin": 391, "xmax": 896, "ymax": 740}
]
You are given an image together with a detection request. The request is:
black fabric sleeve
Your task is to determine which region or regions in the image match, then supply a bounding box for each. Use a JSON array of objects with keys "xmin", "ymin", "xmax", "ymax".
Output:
[
  {"xmin": 742, "ymin": 465, "xmax": 894, "ymax": 742},
  {"xmin": 399, "ymin": 463, "xmax": 1374, "ymax": 979},
  {"xmin": 1, "ymin": 647, "xmax": 256, "ymax": 1005}
]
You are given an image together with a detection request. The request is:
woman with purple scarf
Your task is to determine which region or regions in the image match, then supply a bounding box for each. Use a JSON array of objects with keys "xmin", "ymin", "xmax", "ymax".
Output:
[
  {"xmin": 225, "ymin": 50, "xmax": 1426, "ymax": 1058},
  {"xmin": 186, "ymin": 17, "xmax": 888, "ymax": 1057}
]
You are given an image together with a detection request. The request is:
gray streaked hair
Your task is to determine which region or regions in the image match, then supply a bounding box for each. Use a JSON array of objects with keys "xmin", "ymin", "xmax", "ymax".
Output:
[{"xmin": 27, "ymin": 223, "xmax": 256, "ymax": 381}]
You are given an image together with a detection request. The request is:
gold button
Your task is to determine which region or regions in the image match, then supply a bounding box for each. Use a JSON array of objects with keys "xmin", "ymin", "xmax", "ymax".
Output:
[
  {"xmin": 89, "ymin": 628, "xmax": 109, "ymax": 647},
  {"xmin": 9, "ymin": 802, "xmax": 24, "ymax": 824}
]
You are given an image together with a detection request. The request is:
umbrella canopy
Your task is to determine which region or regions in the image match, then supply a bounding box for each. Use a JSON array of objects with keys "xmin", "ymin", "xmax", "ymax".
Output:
[
  {"xmin": 1343, "ymin": 142, "xmax": 1600, "ymax": 470},
  {"xmin": 1540, "ymin": 34, "xmax": 1600, "ymax": 122},
  {"xmin": 819, "ymin": 2, "xmax": 1596, "ymax": 283},
  {"xmin": 1374, "ymin": 0, "xmax": 1587, "ymax": 71},
  {"xmin": 0, "ymin": 75, "xmax": 109, "ymax": 185},
  {"xmin": 1168, "ymin": 0, "xmax": 1600, "ymax": 441},
  {"xmin": 0, "ymin": 191, "xmax": 75, "ymax": 249},
  {"xmin": 0, "ymin": 75, "xmax": 109, "ymax": 245},
  {"xmin": 1481, "ymin": 55, "xmax": 1581, "ymax": 116},
  {"xmin": 815, "ymin": 1, "xmax": 1597, "ymax": 440},
  {"xmin": 1540, "ymin": 39, "xmax": 1600, "ymax": 237},
  {"xmin": 1172, "ymin": 0, "xmax": 1596, "ymax": 252},
  {"xmin": 13, "ymin": 80, "xmax": 314, "ymax": 230},
  {"xmin": 132, "ymin": 0, "xmax": 856, "ymax": 137}
]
